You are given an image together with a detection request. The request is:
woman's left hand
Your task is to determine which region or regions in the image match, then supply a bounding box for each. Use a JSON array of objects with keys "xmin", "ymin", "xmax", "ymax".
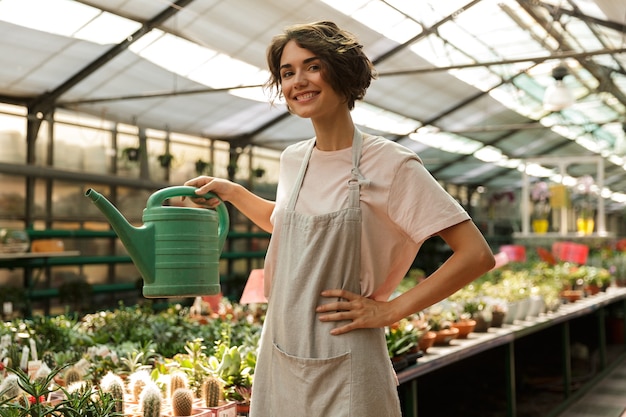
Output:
[{"xmin": 316, "ymin": 289, "xmax": 392, "ymax": 335}]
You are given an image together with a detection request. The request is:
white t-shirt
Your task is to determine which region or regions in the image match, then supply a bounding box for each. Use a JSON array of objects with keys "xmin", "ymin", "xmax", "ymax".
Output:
[{"xmin": 265, "ymin": 133, "xmax": 470, "ymax": 301}]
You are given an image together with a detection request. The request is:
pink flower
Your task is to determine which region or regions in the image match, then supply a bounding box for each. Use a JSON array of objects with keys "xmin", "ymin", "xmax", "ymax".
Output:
[{"xmin": 530, "ymin": 181, "xmax": 550, "ymax": 202}]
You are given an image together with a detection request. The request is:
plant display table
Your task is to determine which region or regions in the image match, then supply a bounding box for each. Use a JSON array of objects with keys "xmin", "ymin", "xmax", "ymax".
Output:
[{"xmin": 397, "ymin": 287, "xmax": 626, "ymax": 417}]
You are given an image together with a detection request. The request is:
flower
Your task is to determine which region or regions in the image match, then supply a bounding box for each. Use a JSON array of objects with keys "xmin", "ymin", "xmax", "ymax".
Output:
[
  {"xmin": 530, "ymin": 181, "xmax": 550, "ymax": 202},
  {"xmin": 28, "ymin": 395, "xmax": 45, "ymax": 404},
  {"xmin": 530, "ymin": 181, "xmax": 551, "ymax": 219},
  {"xmin": 573, "ymin": 175, "xmax": 595, "ymax": 219}
]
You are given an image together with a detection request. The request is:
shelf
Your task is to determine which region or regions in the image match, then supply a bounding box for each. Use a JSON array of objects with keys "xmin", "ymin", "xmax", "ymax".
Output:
[{"xmin": 397, "ymin": 288, "xmax": 626, "ymax": 417}]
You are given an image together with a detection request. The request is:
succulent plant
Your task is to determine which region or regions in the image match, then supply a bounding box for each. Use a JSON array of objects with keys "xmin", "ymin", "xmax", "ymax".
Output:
[
  {"xmin": 202, "ymin": 376, "xmax": 221, "ymax": 408},
  {"xmin": 169, "ymin": 371, "xmax": 189, "ymax": 398},
  {"xmin": 140, "ymin": 382, "xmax": 162, "ymax": 417},
  {"xmin": 171, "ymin": 387, "xmax": 194, "ymax": 416},
  {"xmin": 100, "ymin": 372, "xmax": 125, "ymax": 414},
  {"xmin": 64, "ymin": 367, "xmax": 82, "ymax": 386},
  {"xmin": 42, "ymin": 351, "xmax": 57, "ymax": 370},
  {"xmin": 0, "ymin": 373, "xmax": 22, "ymax": 400},
  {"xmin": 33, "ymin": 362, "xmax": 52, "ymax": 386},
  {"xmin": 129, "ymin": 370, "xmax": 152, "ymax": 402}
]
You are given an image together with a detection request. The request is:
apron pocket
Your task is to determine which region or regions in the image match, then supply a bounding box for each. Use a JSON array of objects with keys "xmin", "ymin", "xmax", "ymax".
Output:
[{"xmin": 270, "ymin": 343, "xmax": 351, "ymax": 417}]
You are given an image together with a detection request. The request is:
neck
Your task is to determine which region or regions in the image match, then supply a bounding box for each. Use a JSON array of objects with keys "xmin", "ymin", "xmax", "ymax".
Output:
[{"xmin": 312, "ymin": 110, "xmax": 354, "ymax": 151}]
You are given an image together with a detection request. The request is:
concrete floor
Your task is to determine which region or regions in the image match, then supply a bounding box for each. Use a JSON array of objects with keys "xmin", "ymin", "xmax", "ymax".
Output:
[{"xmin": 557, "ymin": 356, "xmax": 626, "ymax": 417}]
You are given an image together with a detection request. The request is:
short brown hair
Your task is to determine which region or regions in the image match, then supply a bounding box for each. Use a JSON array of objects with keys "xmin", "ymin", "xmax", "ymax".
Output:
[{"xmin": 265, "ymin": 21, "xmax": 376, "ymax": 110}]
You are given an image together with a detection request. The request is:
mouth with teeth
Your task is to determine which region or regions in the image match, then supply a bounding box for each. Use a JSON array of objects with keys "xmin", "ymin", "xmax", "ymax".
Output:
[{"xmin": 295, "ymin": 92, "xmax": 319, "ymax": 101}]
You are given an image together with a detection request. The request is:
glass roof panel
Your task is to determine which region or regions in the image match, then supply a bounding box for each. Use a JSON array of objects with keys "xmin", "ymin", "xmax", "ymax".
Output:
[
  {"xmin": 318, "ymin": 0, "xmax": 369, "ymax": 16},
  {"xmin": 128, "ymin": 29, "xmax": 164, "ymax": 52},
  {"xmin": 564, "ymin": 19, "xmax": 607, "ymax": 51},
  {"xmin": 452, "ymin": 4, "xmax": 544, "ymax": 60},
  {"xmin": 353, "ymin": 102, "xmax": 421, "ymax": 135},
  {"xmin": 0, "ymin": 0, "xmax": 99, "ymax": 37},
  {"xmin": 409, "ymin": 129, "xmax": 483, "ymax": 155},
  {"xmin": 190, "ymin": 54, "xmax": 266, "ymax": 89},
  {"xmin": 73, "ymin": 12, "xmax": 141, "ymax": 45},
  {"xmin": 436, "ymin": 23, "xmax": 499, "ymax": 63},
  {"xmin": 351, "ymin": 2, "xmax": 418, "ymax": 44},
  {"xmin": 136, "ymin": 33, "xmax": 217, "ymax": 77},
  {"xmin": 598, "ymin": 27, "xmax": 626, "ymax": 49},
  {"xmin": 450, "ymin": 67, "xmax": 502, "ymax": 92},
  {"xmin": 474, "ymin": 146, "xmax": 504, "ymax": 163}
]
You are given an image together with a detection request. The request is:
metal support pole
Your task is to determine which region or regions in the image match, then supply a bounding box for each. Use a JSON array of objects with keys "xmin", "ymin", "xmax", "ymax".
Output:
[
  {"xmin": 597, "ymin": 308, "xmax": 607, "ymax": 369},
  {"xmin": 505, "ymin": 341, "xmax": 516, "ymax": 417},
  {"xmin": 521, "ymin": 168, "xmax": 530, "ymax": 235},
  {"xmin": 562, "ymin": 322, "xmax": 572, "ymax": 399}
]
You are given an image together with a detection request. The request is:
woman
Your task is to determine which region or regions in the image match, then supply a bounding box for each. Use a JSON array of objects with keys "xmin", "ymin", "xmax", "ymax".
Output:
[{"xmin": 185, "ymin": 21, "xmax": 495, "ymax": 417}]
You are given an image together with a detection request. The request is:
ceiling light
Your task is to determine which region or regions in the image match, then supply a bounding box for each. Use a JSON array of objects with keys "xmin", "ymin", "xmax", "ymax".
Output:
[{"xmin": 543, "ymin": 64, "xmax": 575, "ymax": 112}]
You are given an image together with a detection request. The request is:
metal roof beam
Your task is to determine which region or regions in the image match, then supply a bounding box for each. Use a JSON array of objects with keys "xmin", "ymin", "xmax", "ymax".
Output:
[
  {"xmin": 534, "ymin": 0, "xmax": 626, "ymax": 34},
  {"xmin": 28, "ymin": 0, "xmax": 196, "ymax": 114}
]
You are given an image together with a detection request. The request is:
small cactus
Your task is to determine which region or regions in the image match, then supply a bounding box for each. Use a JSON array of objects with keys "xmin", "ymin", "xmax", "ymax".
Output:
[
  {"xmin": 129, "ymin": 370, "xmax": 152, "ymax": 402},
  {"xmin": 42, "ymin": 351, "xmax": 57, "ymax": 370},
  {"xmin": 64, "ymin": 367, "xmax": 82, "ymax": 386},
  {"xmin": 202, "ymin": 377, "xmax": 221, "ymax": 408},
  {"xmin": 34, "ymin": 362, "xmax": 52, "ymax": 386},
  {"xmin": 0, "ymin": 374, "xmax": 22, "ymax": 400},
  {"xmin": 140, "ymin": 382, "xmax": 161, "ymax": 417},
  {"xmin": 171, "ymin": 388, "xmax": 194, "ymax": 416},
  {"xmin": 101, "ymin": 372, "xmax": 125, "ymax": 414},
  {"xmin": 169, "ymin": 371, "xmax": 188, "ymax": 398}
]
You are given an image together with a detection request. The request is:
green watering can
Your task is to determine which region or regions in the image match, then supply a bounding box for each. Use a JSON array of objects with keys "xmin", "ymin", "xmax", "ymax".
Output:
[{"xmin": 85, "ymin": 186, "xmax": 229, "ymax": 298}]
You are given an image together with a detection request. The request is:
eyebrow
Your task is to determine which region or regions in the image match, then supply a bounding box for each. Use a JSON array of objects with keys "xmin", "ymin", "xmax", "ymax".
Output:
[{"xmin": 280, "ymin": 56, "xmax": 320, "ymax": 71}]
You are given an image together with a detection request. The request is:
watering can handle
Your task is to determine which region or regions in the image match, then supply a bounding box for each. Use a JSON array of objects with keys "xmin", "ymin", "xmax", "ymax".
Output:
[{"xmin": 146, "ymin": 186, "xmax": 229, "ymax": 250}]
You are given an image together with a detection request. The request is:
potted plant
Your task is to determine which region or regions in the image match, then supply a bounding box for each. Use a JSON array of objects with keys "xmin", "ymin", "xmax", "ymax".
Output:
[
  {"xmin": 195, "ymin": 159, "xmax": 211, "ymax": 176},
  {"xmin": 386, "ymin": 319, "xmax": 420, "ymax": 370},
  {"xmin": 581, "ymin": 265, "xmax": 612, "ymax": 295},
  {"xmin": 158, "ymin": 153, "xmax": 174, "ymax": 168},
  {"xmin": 252, "ymin": 167, "xmax": 265, "ymax": 178},
  {"xmin": 227, "ymin": 163, "xmax": 238, "ymax": 178},
  {"xmin": 530, "ymin": 181, "xmax": 551, "ymax": 234},
  {"xmin": 122, "ymin": 147, "xmax": 141, "ymax": 161},
  {"xmin": 572, "ymin": 174, "xmax": 596, "ymax": 235},
  {"xmin": 425, "ymin": 303, "xmax": 459, "ymax": 345}
]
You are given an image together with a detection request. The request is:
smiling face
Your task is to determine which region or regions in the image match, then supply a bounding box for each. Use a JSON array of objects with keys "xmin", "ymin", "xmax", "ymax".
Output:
[
  {"xmin": 279, "ymin": 40, "xmax": 347, "ymax": 120},
  {"xmin": 265, "ymin": 21, "xmax": 376, "ymax": 112}
]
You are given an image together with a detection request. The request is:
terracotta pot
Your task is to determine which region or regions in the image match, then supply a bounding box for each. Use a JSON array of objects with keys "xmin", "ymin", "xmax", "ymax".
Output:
[
  {"xmin": 561, "ymin": 289, "xmax": 583, "ymax": 303},
  {"xmin": 418, "ymin": 331, "xmax": 436, "ymax": 353},
  {"xmin": 163, "ymin": 408, "xmax": 213, "ymax": 417},
  {"xmin": 451, "ymin": 319, "xmax": 476, "ymax": 339},
  {"xmin": 434, "ymin": 327, "xmax": 459, "ymax": 345},
  {"xmin": 585, "ymin": 284, "xmax": 601, "ymax": 296},
  {"xmin": 237, "ymin": 402, "xmax": 250, "ymax": 416}
]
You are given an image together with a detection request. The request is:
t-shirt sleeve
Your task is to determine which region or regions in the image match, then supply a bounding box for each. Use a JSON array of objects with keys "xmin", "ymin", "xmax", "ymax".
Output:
[{"xmin": 388, "ymin": 158, "xmax": 470, "ymax": 244}]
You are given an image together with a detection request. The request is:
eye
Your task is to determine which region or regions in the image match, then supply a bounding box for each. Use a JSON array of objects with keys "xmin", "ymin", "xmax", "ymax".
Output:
[{"xmin": 281, "ymin": 70, "xmax": 294, "ymax": 79}]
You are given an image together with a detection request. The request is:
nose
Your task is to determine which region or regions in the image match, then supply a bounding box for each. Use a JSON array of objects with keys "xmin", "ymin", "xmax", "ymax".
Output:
[{"xmin": 293, "ymin": 70, "xmax": 308, "ymax": 87}]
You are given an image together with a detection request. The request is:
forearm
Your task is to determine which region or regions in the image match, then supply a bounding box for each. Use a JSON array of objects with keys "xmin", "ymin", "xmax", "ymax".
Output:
[
  {"xmin": 228, "ymin": 183, "xmax": 275, "ymax": 233},
  {"xmin": 388, "ymin": 252, "xmax": 491, "ymax": 322}
]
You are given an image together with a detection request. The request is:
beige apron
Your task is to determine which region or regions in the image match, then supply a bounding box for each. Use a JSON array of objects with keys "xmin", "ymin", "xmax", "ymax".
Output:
[{"xmin": 250, "ymin": 129, "xmax": 401, "ymax": 417}]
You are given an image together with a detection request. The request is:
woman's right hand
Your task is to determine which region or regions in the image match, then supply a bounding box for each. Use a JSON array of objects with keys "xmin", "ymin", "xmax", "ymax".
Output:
[
  {"xmin": 184, "ymin": 175, "xmax": 276, "ymax": 233},
  {"xmin": 183, "ymin": 176, "xmax": 238, "ymax": 208}
]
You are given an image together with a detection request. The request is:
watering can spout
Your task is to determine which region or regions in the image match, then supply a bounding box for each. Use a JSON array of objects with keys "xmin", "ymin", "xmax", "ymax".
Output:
[{"xmin": 85, "ymin": 188, "xmax": 155, "ymax": 283}]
